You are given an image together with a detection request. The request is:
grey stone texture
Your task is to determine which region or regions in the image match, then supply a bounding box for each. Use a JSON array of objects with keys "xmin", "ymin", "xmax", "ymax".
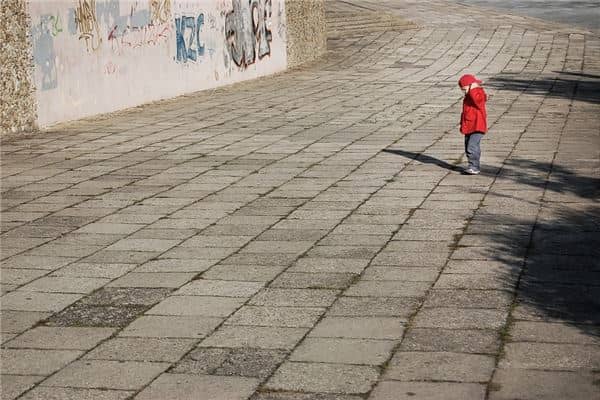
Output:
[
  {"xmin": 119, "ymin": 315, "xmax": 222, "ymax": 338},
  {"xmin": 309, "ymin": 317, "xmax": 405, "ymax": 339},
  {"xmin": 290, "ymin": 337, "xmax": 397, "ymax": 365},
  {"xmin": 83, "ymin": 337, "xmax": 196, "ymax": 362},
  {"xmin": 489, "ymin": 370, "xmax": 600, "ymax": 400},
  {"xmin": 0, "ymin": 0, "xmax": 36, "ymax": 135},
  {"xmin": 172, "ymin": 347, "xmax": 288, "ymax": 378},
  {"xmin": 45, "ymin": 303, "xmax": 147, "ymax": 327},
  {"xmin": 370, "ymin": 381, "xmax": 486, "ymax": 400},
  {"xmin": 1, "ymin": 1, "xmax": 598, "ymax": 398},
  {"xmin": 1, "ymin": 348, "xmax": 82, "ymax": 375},
  {"xmin": 384, "ymin": 351, "xmax": 496, "ymax": 382},
  {"xmin": 0, "ymin": 375, "xmax": 44, "ymax": 400},
  {"xmin": 134, "ymin": 373, "xmax": 260, "ymax": 400},
  {"xmin": 265, "ymin": 362, "xmax": 380, "ymax": 394},
  {"xmin": 285, "ymin": 0, "xmax": 326, "ymax": 68},
  {"xmin": 199, "ymin": 326, "xmax": 309, "ymax": 350},
  {"xmin": 18, "ymin": 387, "xmax": 133, "ymax": 400},
  {"xmin": 399, "ymin": 328, "xmax": 501, "ymax": 354},
  {"xmin": 4, "ymin": 326, "xmax": 115, "ymax": 349},
  {"xmin": 42, "ymin": 360, "xmax": 170, "ymax": 390}
]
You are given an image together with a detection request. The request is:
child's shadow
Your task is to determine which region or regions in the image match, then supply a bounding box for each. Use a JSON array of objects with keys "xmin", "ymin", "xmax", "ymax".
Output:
[{"xmin": 381, "ymin": 149, "xmax": 462, "ymax": 172}]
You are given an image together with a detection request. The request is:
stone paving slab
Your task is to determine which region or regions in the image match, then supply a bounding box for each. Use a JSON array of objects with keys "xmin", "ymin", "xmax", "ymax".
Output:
[
  {"xmin": 134, "ymin": 373, "xmax": 260, "ymax": 400},
  {"xmin": 0, "ymin": 376, "xmax": 45, "ymax": 400},
  {"xmin": 1, "ymin": 0, "xmax": 599, "ymax": 398},
  {"xmin": 488, "ymin": 370, "xmax": 600, "ymax": 400},
  {"xmin": 384, "ymin": 351, "xmax": 496, "ymax": 382},
  {"xmin": 265, "ymin": 362, "xmax": 380, "ymax": 394},
  {"xmin": 18, "ymin": 387, "xmax": 133, "ymax": 400},
  {"xmin": 369, "ymin": 381, "xmax": 487, "ymax": 400},
  {"xmin": 42, "ymin": 360, "xmax": 170, "ymax": 390},
  {"xmin": 118, "ymin": 315, "xmax": 222, "ymax": 339},
  {"xmin": 1, "ymin": 348, "xmax": 83, "ymax": 375},
  {"xmin": 4, "ymin": 326, "xmax": 115, "ymax": 350}
]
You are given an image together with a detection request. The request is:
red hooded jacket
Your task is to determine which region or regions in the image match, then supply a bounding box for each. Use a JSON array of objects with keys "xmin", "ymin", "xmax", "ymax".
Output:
[{"xmin": 460, "ymin": 86, "xmax": 488, "ymax": 134}]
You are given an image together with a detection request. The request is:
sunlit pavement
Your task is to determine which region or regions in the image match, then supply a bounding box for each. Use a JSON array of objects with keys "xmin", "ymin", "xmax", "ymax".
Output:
[{"xmin": 1, "ymin": 1, "xmax": 599, "ymax": 399}]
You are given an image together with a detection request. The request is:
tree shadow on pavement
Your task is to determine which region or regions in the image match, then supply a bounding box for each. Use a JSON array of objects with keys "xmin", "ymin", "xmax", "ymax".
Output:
[
  {"xmin": 500, "ymin": 158, "xmax": 600, "ymax": 200},
  {"xmin": 485, "ymin": 72, "xmax": 600, "ymax": 104},
  {"xmin": 472, "ymin": 157, "xmax": 599, "ymax": 337},
  {"xmin": 476, "ymin": 204, "xmax": 600, "ymax": 338},
  {"xmin": 384, "ymin": 146, "xmax": 600, "ymax": 336}
]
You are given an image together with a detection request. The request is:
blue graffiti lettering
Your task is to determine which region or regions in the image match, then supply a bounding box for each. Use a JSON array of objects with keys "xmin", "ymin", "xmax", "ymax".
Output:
[{"xmin": 175, "ymin": 14, "xmax": 205, "ymax": 63}]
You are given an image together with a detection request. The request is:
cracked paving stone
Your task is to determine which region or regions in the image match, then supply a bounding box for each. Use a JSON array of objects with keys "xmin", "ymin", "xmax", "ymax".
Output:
[{"xmin": 1, "ymin": 311, "xmax": 52, "ymax": 333}]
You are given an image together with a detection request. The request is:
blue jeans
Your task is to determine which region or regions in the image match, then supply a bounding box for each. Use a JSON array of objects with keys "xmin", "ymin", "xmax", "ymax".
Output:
[{"xmin": 464, "ymin": 132, "xmax": 484, "ymax": 171}]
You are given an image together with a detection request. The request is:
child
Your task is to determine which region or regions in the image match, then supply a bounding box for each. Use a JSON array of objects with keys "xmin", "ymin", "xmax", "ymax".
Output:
[{"xmin": 458, "ymin": 74, "xmax": 488, "ymax": 175}]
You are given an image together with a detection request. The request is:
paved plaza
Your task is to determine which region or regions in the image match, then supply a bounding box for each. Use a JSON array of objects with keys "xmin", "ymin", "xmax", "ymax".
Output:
[{"xmin": 1, "ymin": 1, "xmax": 599, "ymax": 399}]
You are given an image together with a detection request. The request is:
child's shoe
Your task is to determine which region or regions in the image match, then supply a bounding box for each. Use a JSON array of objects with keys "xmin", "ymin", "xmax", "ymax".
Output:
[{"xmin": 463, "ymin": 168, "xmax": 480, "ymax": 175}]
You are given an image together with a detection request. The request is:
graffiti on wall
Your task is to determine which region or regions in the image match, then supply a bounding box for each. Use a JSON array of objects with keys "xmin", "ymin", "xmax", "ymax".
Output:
[
  {"xmin": 49, "ymin": 14, "xmax": 64, "ymax": 36},
  {"xmin": 225, "ymin": 0, "xmax": 273, "ymax": 68},
  {"xmin": 104, "ymin": 61, "xmax": 118, "ymax": 74},
  {"xmin": 32, "ymin": 15, "xmax": 60, "ymax": 90},
  {"xmin": 150, "ymin": 0, "xmax": 171, "ymax": 24},
  {"xmin": 30, "ymin": 0, "xmax": 289, "ymax": 128},
  {"xmin": 108, "ymin": 21, "xmax": 172, "ymax": 55},
  {"xmin": 89, "ymin": 0, "xmax": 170, "ymax": 56},
  {"xmin": 74, "ymin": 0, "xmax": 102, "ymax": 51},
  {"xmin": 175, "ymin": 14, "xmax": 205, "ymax": 63}
]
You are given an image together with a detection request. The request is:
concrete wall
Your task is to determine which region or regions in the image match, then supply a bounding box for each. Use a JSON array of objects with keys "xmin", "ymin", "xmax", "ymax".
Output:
[
  {"xmin": 27, "ymin": 0, "xmax": 290, "ymax": 128},
  {"xmin": 0, "ymin": 0, "xmax": 37, "ymax": 134},
  {"xmin": 285, "ymin": 0, "xmax": 326, "ymax": 69},
  {"xmin": 0, "ymin": 0, "xmax": 326, "ymax": 134}
]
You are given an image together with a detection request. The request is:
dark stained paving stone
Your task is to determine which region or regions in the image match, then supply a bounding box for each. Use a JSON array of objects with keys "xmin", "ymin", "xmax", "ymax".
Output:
[
  {"xmin": 78, "ymin": 287, "xmax": 173, "ymax": 306},
  {"xmin": 173, "ymin": 347, "xmax": 288, "ymax": 379},
  {"xmin": 45, "ymin": 304, "xmax": 147, "ymax": 327}
]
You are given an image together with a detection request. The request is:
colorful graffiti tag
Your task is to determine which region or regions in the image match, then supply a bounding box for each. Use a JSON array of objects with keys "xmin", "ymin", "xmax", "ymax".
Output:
[
  {"xmin": 28, "ymin": 0, "xmax": 289, "ymax": 128},
  {"xmin": 107, "ymin": 22, "xmax": 172, "ymax": 54},
  {"xmin": 150, "ymin": 0, "xmax": 171, "ymax": 24},
  {"xmin": 225, "ymin": 0, "xmax": 273, "ymax": 68},
  {"xmin": 74, "ymin": 0, "xmax": 102, "ymax": 51}
]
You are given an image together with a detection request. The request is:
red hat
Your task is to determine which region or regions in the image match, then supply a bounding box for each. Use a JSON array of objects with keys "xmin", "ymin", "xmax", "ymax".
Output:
[{"xmin": 458, "ymin": 74, "xmax": 482, "ymax": 87}]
